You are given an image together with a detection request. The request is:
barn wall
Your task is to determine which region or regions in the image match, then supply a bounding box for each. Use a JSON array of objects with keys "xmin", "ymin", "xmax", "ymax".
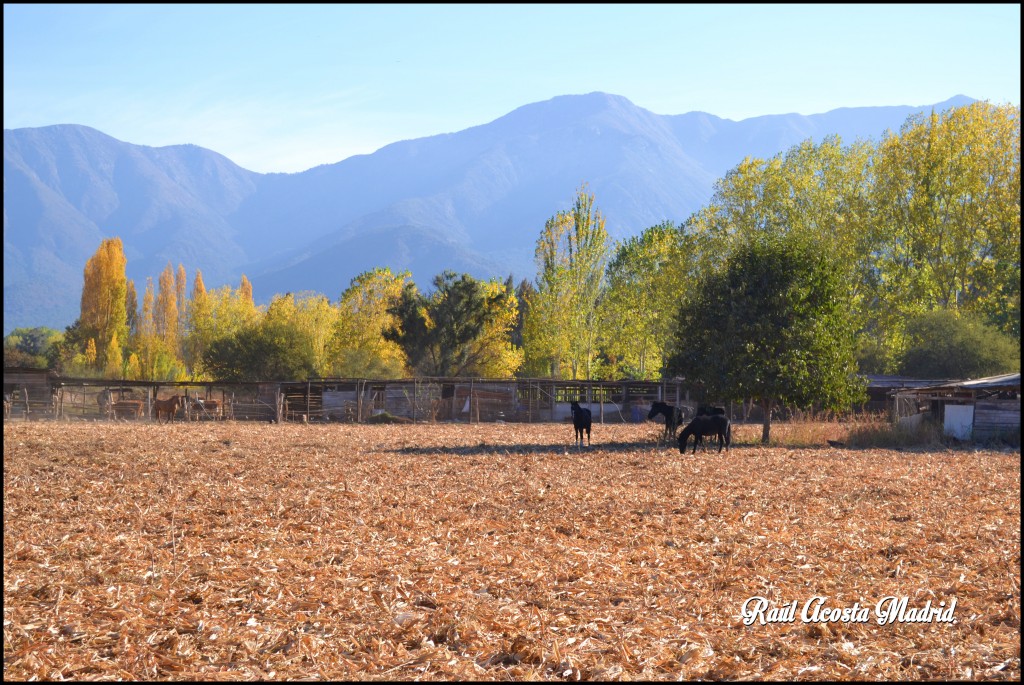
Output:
[
  {"xmin": 973, "ymin": 399, "xmax": 1022, "ymax": 441},
  {"xmin": 944, "ymin": 404, "xmax": 975, "ymax": 440}
]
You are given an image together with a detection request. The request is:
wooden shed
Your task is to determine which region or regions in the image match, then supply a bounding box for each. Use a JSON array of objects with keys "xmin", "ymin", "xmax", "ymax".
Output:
[
  {"xmin": 3, "ymin": 367, "xmax": 59, "ymax": 419},
  {"xmin": 893, "ymin": 372, "xmax": 1020, "ymax": 442},
  {"xmin": 862, "ymin": 374, "xmax": 953, "ymax": 416}
]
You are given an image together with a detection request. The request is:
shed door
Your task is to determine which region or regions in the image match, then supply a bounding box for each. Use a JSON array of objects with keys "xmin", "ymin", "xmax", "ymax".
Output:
[{"xmin": 943, "ymin": 404, "xmax": 974, "ymax": 440}]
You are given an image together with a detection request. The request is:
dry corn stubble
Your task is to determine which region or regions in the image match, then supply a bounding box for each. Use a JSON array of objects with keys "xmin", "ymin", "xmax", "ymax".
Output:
[{"xmin": 3, "ymin": 421, "xmax": 1020, "ymax": 681}]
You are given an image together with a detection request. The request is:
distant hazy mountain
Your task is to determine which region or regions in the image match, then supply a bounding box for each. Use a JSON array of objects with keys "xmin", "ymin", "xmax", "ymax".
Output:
[{"xmin": 3, "ymin": 92, "xmax": 975, "ymax": 334}]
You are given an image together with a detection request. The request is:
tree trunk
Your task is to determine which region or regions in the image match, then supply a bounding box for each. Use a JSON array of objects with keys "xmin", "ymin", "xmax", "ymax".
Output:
[{"xmin": 761, "ymin": 399, "xmax": 773, "ymax": 444}]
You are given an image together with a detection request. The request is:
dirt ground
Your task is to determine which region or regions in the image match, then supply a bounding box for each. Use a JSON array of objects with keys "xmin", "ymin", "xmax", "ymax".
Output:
[{"xmin": 4, "ymin": 420, "xmax": 1020, "ymax": 681}]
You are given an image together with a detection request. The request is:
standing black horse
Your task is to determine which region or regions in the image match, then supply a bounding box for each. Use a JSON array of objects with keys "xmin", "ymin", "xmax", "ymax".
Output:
[
  {"xmin": 570, "ymin": 401, "xmax": 592, "ymax": 447},
  {"xmin": 678, "ymin": 413, "xmax": 731, "ymax": 454},
  {"xmin": 697, "ymin": 405, "xmax": 726, "ymax": 417},
  {"xmin": 648, "ymin": 401, "xmax": 683, "ymax": 441}
]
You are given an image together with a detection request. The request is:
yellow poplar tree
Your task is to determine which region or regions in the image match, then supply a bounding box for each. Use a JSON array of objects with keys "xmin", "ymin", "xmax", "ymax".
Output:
[
  {"xmin": 184, "ymin": 270, "xmax": 214, "ymax": 378},
  {"xmin": 239, "ymin": 274, "xmax": 254, "ymax": 306},
  {"xmin": 79, "ymin": 237, "xmax": 129, "ymax": 371},
  {"xmin": 155, "ymin": 263, "xmax": 178, "ymax": 351},
  {"xmin": 125, "ymin": 352, "xmax": 142, "ymax": 381},
  {"xmin": 331, "ymin": 268, "xmax": 409, "ymax": 378},
  {"xmin": 137, "ymin": 278, "xmax": 158, "ymax": 379},
  {"xmin": 83, "ymin": 338, "xmax": 97, "ymax": 367},
  {"xmin": 463, "ymin": 278, "xmax": 523, "ymax": 378},
  {"xmin": 103, "ymin": 332, "xmax": 123, "ymax": 378},
  {"xmin": 176, "ymin": 263, "xmax": 188, "ymax": 359},
  {"xmin": 292, "ymin": 292, "xmax": 338, "ymax": 378}
]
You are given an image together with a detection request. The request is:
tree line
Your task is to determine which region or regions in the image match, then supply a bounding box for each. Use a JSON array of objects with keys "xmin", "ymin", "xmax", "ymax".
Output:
[{"xmin": 6, "ymin": 102, "xmax": 1020, "ymax": 411}]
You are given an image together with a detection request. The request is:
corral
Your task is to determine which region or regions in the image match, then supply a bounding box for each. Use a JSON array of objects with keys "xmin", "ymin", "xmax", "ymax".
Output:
[
  {"xmin": 4, "ymin": 373, "xmax": 970, "ymax": 426},
  {"xmin": 3, "ymin": 421, "xmax": 1019, "ymax": 681}
]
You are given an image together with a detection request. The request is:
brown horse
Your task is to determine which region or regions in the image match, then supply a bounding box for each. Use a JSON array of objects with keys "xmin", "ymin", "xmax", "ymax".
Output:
[
  {"xmin": 153, "ymin": 395, "xmax": 183, "ymax": 423},
  {"xmin": 188, "ymin": 395, "xmax": 222, "ymax": 420},
  {"xmin": 111, "ymin": 399, "xmax": 145, "ymax": 420}
]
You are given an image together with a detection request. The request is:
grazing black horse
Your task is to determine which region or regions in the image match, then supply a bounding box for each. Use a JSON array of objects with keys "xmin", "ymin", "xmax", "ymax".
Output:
[
  {"xmin": 678, "ymin": 414, "xmax": 731, "ymax": 454},
  {"xmin": 570, "ymin": 401, "xmax": 592, "ymax": 447},
  {"xmin": 648, "ymin": 401, "xmax": 683, "ymax": 440},
  {"xmin": 690, "ymin": 406, "xmax": 726, "ymax": 447}
]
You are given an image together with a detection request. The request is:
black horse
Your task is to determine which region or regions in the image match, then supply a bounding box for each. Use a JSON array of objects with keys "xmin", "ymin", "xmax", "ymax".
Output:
[
  {"xmin": 696, "ymin": 405, "xmax": 726, "ymax": 417},
  {"xmin": 678, "ymin": 413, "xmax": 731, "ymax": 454},
  {"xmin": 648, "ymin": 401, "xmax": 683, "ymax": 441},
  {"xmin": 570, "ymin": 401, "xmax": 592, "ymax": 447}
]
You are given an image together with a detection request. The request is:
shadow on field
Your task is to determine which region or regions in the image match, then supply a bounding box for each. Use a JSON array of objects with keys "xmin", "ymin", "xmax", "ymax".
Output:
[{"xmin": 388, "ymin": 440, "xmax": 737, "ymax": 456}]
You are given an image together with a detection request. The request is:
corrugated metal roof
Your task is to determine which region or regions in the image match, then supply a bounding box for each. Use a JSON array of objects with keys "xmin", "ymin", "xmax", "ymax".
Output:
[
  {"xmin": 947, "ymin": 372, "xmax": 1021, "ymax": 389},
  {"xmin": 900, "ymin": 372, "xmax": 1020, "ymax": 393},
  {"xmin": 864, "ymin": 374, "xmax": 954, "ymax": 389}
]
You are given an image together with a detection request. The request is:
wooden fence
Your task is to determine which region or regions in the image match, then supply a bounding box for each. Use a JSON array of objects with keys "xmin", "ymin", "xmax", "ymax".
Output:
[
  {"xmin": 5, "ymin": 373, "xmax": 907, "ymax": 426},
  {"xmin": 5, "ymin": 376, "xmax": 712, "ymax": 425}
]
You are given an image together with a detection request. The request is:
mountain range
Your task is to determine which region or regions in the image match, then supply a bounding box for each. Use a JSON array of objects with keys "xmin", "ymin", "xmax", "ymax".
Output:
[{"xmin": 3, "ymin": 92, "xmax": 976, "ymax": 335}]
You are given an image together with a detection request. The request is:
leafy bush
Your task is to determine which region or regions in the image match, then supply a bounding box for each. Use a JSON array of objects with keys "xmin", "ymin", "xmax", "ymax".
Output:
[{"xmin": 898, "ymin": 310, "xmax": 1020, "ymax": 379}]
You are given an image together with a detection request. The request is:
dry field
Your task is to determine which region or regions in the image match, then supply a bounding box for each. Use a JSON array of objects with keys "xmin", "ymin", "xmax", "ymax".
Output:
[{"xmin": 3, "ymin": 420, "xmax": 1020, "ymax": 681}]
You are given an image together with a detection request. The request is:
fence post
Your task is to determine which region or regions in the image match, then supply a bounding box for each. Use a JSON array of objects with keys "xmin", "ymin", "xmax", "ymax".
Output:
[
  {"xmin": 356, "ymin": 380, "xmax": 364, "ymax": 422},
  {"xmin": 551, "ymin": 381, "xmax": 556, "ymax": 422}
]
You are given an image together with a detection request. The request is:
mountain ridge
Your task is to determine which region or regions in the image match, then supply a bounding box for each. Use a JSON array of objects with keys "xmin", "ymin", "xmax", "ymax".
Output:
[{"xmin": 3, "ymin": 92, "xmax": 977, "ymax": 334}]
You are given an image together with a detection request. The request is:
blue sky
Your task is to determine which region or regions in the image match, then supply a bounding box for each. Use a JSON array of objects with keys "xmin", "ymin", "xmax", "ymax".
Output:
[{"xmin": 4, "ymin": 4, "xmax": 1020, "ymax": 174}]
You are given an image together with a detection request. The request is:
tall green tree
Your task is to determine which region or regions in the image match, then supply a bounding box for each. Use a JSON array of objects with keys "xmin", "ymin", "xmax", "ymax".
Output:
[
  {"xmin": 523, "ymin": 211, "xmax": 573, "ymax": 377},
  {"xmin": 683, "ymin": 137, "xmax": 875, "ymax": 308},
  {"xmin": 871, "ymin": 102, "xmax": 1021, "ymax": 352},
  {"xmin": 203, "ymin": 293, "xmax": 313, "ymax": 381},
  {"xmin": 601, "ymin": 221, "xmax": 686, "ymax": 379},
  {"xmin": 384, "ymin": 271, "xmax": 506, "ymax": 377},
  {"xmin": 523, "ymin": 184, "xmax": 611, "ymax": 379},
  {"xmin": 667, "ymin": 234, "xmax": 865, "ymax": 443}
]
